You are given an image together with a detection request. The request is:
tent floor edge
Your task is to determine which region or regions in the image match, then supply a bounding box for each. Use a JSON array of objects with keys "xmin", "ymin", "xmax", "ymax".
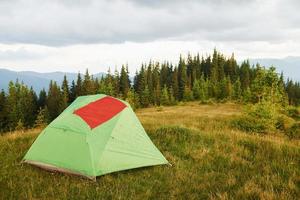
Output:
[{"xmin": 23, "ymin": 160, "xmax": 96, "ymax": 181}]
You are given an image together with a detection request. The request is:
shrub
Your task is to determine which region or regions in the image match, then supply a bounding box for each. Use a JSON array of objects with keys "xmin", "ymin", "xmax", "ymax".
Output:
[
  {"xmin": 285, "ymin": 122, "xmax": 300, "ymax": 139},
  {"xmin": 285, "ymin": 106, "xmax": 300, "ymax": 119},
  {"xmin": 232, "ymin": 116, "xmax": 268, "ymax": 133},
  {"xmin": 231, "ymin": 102, "xmax": 278, "ymax": 133},
  {"xmin": 275, "ymin": 114, "xmax": 295, "ymax": 131},
  {"xmin": 199, "ymin": 99, "xmax": 215, "ymax": 105},
  {"xmin": 156, "ymin": 106, "xmax": 164, "ymax": 112}
]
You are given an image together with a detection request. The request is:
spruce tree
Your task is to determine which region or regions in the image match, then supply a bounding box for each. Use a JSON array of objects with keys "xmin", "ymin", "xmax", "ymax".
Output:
[
  {"xmin": 38, "ymin": 89, "xmax": 47, "ymax": 109},
  {"xmin": 0, "ymin": 90, "xmax": 7, "ymax": 132},
  {"xmin": 119, "ymin": 65, "xmax": 130, "ymax": 98},
  {"xmin": 76, "ymin": 73, "xmax": 83, "ymax": 97},
  {"xmin": 69, "ymin": 80, "xmax": 76, "ymax": 103},
  {"xmin": 233, "ymin": 78, "xmax": 242, "ymax": 100},
  {"xmin": 6, "ymin": 81, "xmax": 18, "ymax": 130},
  {"xmin": 178, "ymin": 56, "xmax": 187, "ymax": 100},
  {"xmin": 34, "ymin": 107, "xmax": 47, "ymax": 128},
  {"xmin": 61, "ymin": 75, "xmax": 69, "ymax": 110},
  {"xmin": 192, "ymin": 79, "xmax": 201, "ymax": 100},
  {"xmin": 82, "ymin": 69, "xmax": 93, "ymax": 95},
  {"xmin": 47, "ymin": 81, "xmax": 63, "ymax": 121},
  {"xmin": 160, "ymin": 85, "xmax": 170, "ymax": 106},
  {"xmin": 140, "ymin": 86, "xmax": 150, "ymax": 107}
]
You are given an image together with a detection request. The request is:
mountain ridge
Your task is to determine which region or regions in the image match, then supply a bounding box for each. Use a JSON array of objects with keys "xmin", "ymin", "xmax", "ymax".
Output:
[{"xmin": 0, "ymin": 68, "xmax": 106, "ymax": 92}]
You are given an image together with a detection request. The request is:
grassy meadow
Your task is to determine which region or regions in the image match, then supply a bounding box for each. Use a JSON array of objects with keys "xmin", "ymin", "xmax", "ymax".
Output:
[{"xmin": 0, "ymin": 102, "xmax": 299, "ymax": 199}]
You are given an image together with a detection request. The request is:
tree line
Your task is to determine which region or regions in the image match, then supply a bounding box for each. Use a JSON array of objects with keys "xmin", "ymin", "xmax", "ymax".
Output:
[{"xmin": 0, "ymin": 49, "xmax": 299, "ymax": 133}]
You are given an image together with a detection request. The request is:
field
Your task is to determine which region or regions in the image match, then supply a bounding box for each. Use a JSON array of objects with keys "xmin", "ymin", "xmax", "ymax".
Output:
[{"xmin": 0, "ymin": 102, "xmax": 299, "ymax": 199}]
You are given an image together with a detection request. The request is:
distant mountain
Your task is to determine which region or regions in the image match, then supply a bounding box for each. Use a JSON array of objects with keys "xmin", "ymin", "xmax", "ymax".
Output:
[
  {"xmin": 0, "ymin": 69, "xmax": 106, "ymax": 92},
  {"xmin": 248, "ymin": 56, "xmax": 300, "ymax": 81}
]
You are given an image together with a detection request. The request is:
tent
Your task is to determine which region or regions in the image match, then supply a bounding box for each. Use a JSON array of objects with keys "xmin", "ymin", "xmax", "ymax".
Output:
[{"xmin": 23, "ymin": 94, "xmax": 168, "ymax": 180}]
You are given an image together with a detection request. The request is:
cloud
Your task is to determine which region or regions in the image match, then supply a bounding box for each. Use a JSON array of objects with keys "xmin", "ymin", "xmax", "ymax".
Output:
[
  {"xmin": 0, "ymin": 0, "xmax": 298, "ymax": 46},
  {"xmin": 0, "ymin": 47, "xmax": 46, "ymax": 60}
]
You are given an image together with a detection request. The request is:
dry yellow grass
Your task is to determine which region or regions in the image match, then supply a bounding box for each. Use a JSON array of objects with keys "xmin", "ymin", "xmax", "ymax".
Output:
[{"xmin": 0, "ymin": 102, "xmax": 299, "ymax": 199}]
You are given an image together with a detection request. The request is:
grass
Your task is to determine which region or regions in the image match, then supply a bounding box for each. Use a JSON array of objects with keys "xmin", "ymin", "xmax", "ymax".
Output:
[{"xmin": 0, "ymin": 102, "xmax": 299, "ymax": 199}]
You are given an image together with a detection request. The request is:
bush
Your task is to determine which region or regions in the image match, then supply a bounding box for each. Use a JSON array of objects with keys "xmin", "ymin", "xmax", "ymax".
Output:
[
  {"xmin": 199, "ymin": 99, "xmax": 215, "ymax": 105},
  {"xmin": 232, "ymin": 116, "xmax": 268, "ymax": 133},
  {"xmin": 231, "ymin": 102, "xmax": 278, "ymax": 133},
  {"xmin": 285, "ymin": 122, "xmax": 300, "ymax": 139},
  {"xmin": 285, "ymin": 106, "xmax": 300, "ymax": 119},
  {"xmin": 156, "ymin": 106, "xmax": 164, "ymax": 112},
  {"xmin": 275, "ymin": 114, "xmax": 295, "ymax": 131}
]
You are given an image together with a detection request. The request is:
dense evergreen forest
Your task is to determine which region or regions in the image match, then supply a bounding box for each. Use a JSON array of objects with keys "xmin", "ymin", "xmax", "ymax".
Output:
[{"xmin": 0, "ymin": 50, "xmax": 299, "ymax": 132}]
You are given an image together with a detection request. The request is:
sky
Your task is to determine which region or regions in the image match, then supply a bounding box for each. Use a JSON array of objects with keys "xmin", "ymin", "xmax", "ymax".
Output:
[{"xmin": 0, "ymin": 0, "xmax": 299, "ymax": 75}]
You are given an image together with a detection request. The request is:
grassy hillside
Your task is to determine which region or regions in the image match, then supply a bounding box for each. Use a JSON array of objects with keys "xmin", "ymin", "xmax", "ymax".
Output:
[{"xmin": 0, "ymin": 103, "xmax": 299, "ymax": 199}]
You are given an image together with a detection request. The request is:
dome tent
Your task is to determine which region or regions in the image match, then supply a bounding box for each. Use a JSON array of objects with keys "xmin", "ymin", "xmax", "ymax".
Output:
[{"xmin": 23, "ymin": 94, "xmax": 168, "ymax": 180}]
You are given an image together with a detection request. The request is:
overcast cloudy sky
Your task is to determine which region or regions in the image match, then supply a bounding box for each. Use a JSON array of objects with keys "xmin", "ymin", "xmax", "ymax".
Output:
[{"xmin": 0, "ymin": 0, "xmax": 299, "ymax": 74}]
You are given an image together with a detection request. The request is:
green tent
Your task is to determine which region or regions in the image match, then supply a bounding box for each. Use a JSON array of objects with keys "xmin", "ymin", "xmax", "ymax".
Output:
[{"xmin": 23, "ymin": 94, "xmax": 168, "ymax": 180}]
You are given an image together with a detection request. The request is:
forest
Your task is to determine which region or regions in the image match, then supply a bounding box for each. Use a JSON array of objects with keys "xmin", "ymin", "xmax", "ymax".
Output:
[{"xmin": 0, "ymin": 49, "xmax": 299, "ymax": 133}]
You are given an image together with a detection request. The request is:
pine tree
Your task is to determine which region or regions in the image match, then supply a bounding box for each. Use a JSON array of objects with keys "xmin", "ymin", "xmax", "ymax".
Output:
[
  {"xmin": 82, "ymin": 69, "xmax": 93, "ymax": 95},
  {"xmin": 178, "ymin": 56, "xmax": 187, "ymax": 100},
  {"xmin": 0, "ymin": 90, "xmax": 7, "ymax": 132},
  {"xmin": 240, "ymin": 60, "xmax": 251, "ymax": 90},
  {"xmin": 47, "ymin": 81, "xmax": 63, "ymax": 121},
  {"xmin": 34, "ymin": 107, "xmax": 47, "ymax": 128},
  {"xmin": 218, "ymin": 77, "xmax": 228, "ymax": 99},
  {"xmin": 172, "ymin": 67, "xmax": 179, "ymax": 100},
  {"xmin": 192, "ymin": 79, "xmax": 201, "ymax": 100},
  {"xmin": 15, "ymin": 119, "xmax": 25, "ymax": 132},
  {"xmin": 38, "ymin": 89, "xmax": 47, "ymax": 109},
  {"xmin": 113, "ymin": 68, "xmax": 120, "ymax": 96},
  {"xmin": 183, "ymin": 86, "xmax": 193, "ymax": 101},
  {"xmin": 6, "ymin": 81, "xmax": 18, "ymax": 130},
  {"xmin": 69, "ymin": 80, "xmax": 76, "ymax": 103},
  {"xmin": 119, "ymin": 65, "xmax": 130, "ymax": 98},
  {"xmin": 199, "ymin": 74, "xmax": 208, "ymax": 101},
  {"xmin": 25, "ymin": 87, "xmax": 38, "ymax": 127},
  {"xmin": 243, "ymin": 87, "xmax": 252, "ymax": 102},
  {"xmin": 125, "ymin": 89, "xmax": 139, "ymax": 110},
  {"xmin": 233, "ymin": 78, "xmax": 242, "ymax": 100},
  {"xmin": 169, "ymin": 87, "xmax": 176, "ymax": 105},
  {"xmin": 61, "ymin": 75, "xmax": 69, "ymax": 110},
  {"xmin": 226, "ymin": 76, "xmax": 233, "ymax": 100},
  {"xmin": 76, "ymin": 73, "xmax": 83, "ymax": 97},
  {"xmin": 140, "ymin": 86, "xmax": 150, "ymax": 107},
  {"xmin": 160, "ymin": 85, "xmax": 170, "ymax": 105}
]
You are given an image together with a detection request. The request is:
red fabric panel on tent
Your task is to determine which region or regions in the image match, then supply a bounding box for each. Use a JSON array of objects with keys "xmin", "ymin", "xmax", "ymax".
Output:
[{"xmin": 73, "ymin": 96, "xmax": 127, "ymax": 129}]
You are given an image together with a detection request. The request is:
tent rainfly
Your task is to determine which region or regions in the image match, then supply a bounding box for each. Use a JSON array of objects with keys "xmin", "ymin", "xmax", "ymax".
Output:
[{"xmin": 23, "ymin": 94, "xmax": 169, "ymax": 180}]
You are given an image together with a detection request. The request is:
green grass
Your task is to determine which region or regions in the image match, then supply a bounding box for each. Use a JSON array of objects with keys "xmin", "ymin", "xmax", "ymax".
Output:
[{"xmin": 0, "ymin": 102, "xmax": 299, "ymax": 199}]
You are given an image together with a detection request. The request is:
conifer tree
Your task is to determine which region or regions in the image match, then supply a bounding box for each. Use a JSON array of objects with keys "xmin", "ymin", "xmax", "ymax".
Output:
[
  {"xmin": 140, "ymin": 85, "xmax": 150, "ymax": 107},
  {"xmin": 82, "ymin": 69, "xmax": 93, "ymax": 95},
  {"xmin": 34, "ymin": 107, "xmax": 47, "ymax": 128},
  {"xmin": 38, "ymin": 89, "xmax": 47, "ymax": 109},
  {"xmin": 183, "ymin": 86, "xmax": 193, "ymax": 101},
  {"xmin": 69, "ymin": 80, "xmax": 76, "ymax": 103},
  {"xmin": 178, "ymin": 56, "xmax": 187, "ymax": 100},
  {"xmin": 192, "ymin": 79, "xmax": 201, "ymax": 100},
  {"xmin": 233, "ymin": 78, "xmax": 242, "ymax": 100},
  {"xmin": 119, "ymin": 65, "xmax": 130, "ymax": 98},
  {"xmin": 47, "ymin": 81, "xmax": 63, "ymax": 121},
  {"xmin": 61, "ymin": 75, "xmax": 69, "ymax": 110},
  {"xmin": 199, "ymin": 74, "xmax": 208, "ymax": 101},
  {"xmin": 169, "ymin": 87, "xmax": 177, "ymax": 105},
  {"xmin": 76, "ymin": 73, "xmax": 83, "ymax": 97},
  {"xmin": 0, "ymin": 90, "xmax": 7, "ymax": 131},
  {"xmin": 6, "ymin": 81, "xmax": 18, "ymax": 130},
  {"xmin": 113, "ymin": 68, "xmax": 120, "ymax": 96},
  {"xmin": 160, "ymin": 85, "xmax": 170, "ymax": 105},
  {"xmin": 125, "ymin": 89, "xmax": 139, "ymax": 110},
  {"xmin": 172, "ymin": 67, "xmax": 179, "ymax": 100}
]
